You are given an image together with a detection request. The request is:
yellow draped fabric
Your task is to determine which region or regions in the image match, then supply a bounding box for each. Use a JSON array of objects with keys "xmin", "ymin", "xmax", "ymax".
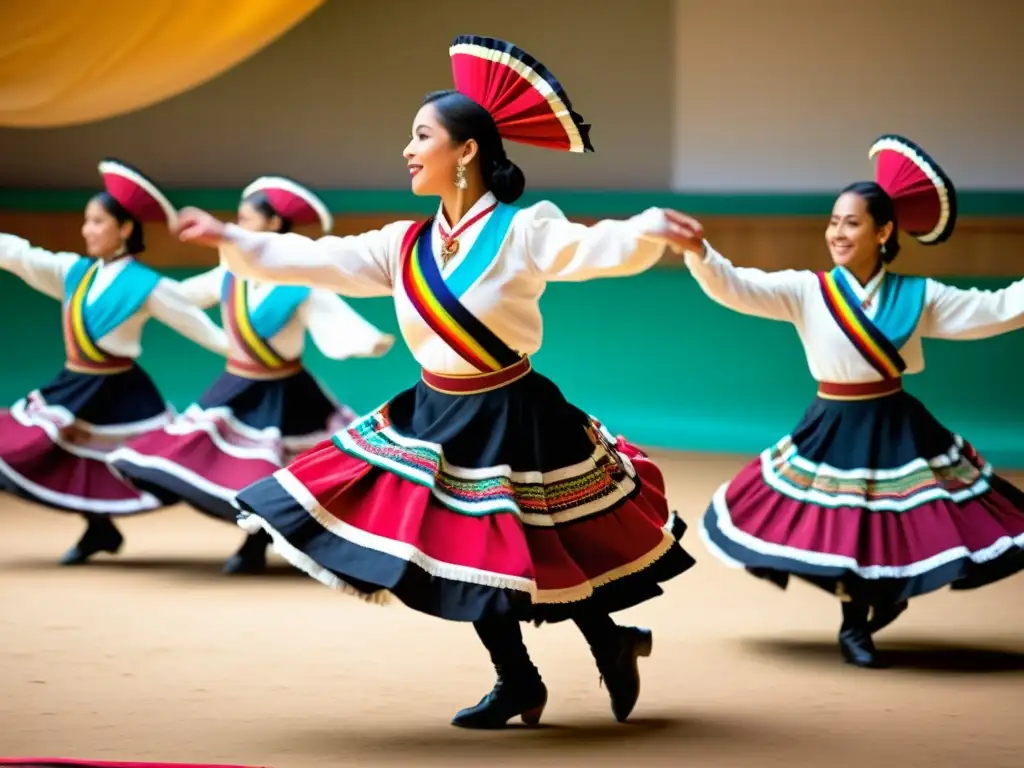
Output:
[{"xmin": 0, "ymin": 0, "xmax": 324, "ymax": 128}]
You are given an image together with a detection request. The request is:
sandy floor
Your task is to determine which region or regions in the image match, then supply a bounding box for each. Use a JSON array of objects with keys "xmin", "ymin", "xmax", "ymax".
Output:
[{"xmin": 2, "ymin": 452, "xmax": 1023, "ymax": 768}]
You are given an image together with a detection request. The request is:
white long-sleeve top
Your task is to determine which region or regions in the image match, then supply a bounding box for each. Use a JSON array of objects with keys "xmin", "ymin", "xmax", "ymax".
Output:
[
  {"xmin": 0, "ymin": 234, "xmax": 229, "ymax": 358},
  {"xmin": 176, "ymin": 264, "xmax": 394, "ymax": 361},
  {"xmin": 217, "ymin": 192, "xmax": 669, "ymax": 375},
  {"xmin": 685, "ymin": 242, "xmax": 1024, "ymax": 383}
]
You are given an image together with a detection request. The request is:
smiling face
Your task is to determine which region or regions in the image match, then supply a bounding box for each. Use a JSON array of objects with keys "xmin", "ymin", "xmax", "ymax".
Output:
[
  {"xmin": 403, "ymin": 102, "xmax": 474, "ymax": 197},
  {"xmin": 826, "ymin": 191, "xmax": 892, "ymax": 272},
  {"xmin": 81, "ymin": 198, "xmax": 131, "ymax": 258}
]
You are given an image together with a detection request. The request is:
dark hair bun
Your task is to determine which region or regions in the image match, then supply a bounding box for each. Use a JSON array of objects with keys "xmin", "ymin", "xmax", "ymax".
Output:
[{"xmin": 488, "ymin": 158, "xmax": 526, "ymax": 204}]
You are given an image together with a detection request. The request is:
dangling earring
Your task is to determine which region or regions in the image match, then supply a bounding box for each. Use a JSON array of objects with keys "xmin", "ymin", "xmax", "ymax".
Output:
[
  {"xmin": 114, "ymin": 240, "xmax": 127, "ymax": 258},
  {"xmin": 455, "ymin": 163, "xmax": 468, "ymax": 190}
]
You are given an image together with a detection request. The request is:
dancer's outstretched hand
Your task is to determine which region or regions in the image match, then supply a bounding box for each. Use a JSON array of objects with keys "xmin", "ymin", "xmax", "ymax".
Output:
[
  {"xmin": 657, "ymin": 210, "xmax": 706, "ymax": 256},
  {"xmin": 177, "ymin": 207, "xmax": 227, "ymax": 248}
]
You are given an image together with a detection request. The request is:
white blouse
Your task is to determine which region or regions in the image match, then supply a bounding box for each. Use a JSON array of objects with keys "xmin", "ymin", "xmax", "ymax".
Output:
[
  {"xmin": 177, "ymin": 264, "xmax": 394, "ymax": 361},
  {"xmin": 685, "ymin": 243, "xmax": 1024, "ymax": 383},
  {"xmin": 0, "ymin": 234, "xmax": 229, "ymax": 359},
  {"xmin": 218, "ymin": 192, "xmax": 670, "ymax": 375}
]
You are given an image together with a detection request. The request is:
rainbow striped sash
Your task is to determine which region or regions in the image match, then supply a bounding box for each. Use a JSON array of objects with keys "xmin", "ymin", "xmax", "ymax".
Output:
[
  {"xmin": 818, "ymin": 268, "xmax": 926, "ymax": 379},
  {"xmin": 400, "ymin": 212, "xmax": 521, "ymax": 373},
  {"xmin": 221, "ymin": 273, "xmax": 309, "ymax": 373}
]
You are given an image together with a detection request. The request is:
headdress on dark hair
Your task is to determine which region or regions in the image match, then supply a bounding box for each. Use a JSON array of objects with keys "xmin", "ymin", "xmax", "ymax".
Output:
[
  {"xmin": 868, "ymin": 135, "xmax": 957, "ymax": 244},
  {"xmin": 242, "ymin": 176, "xmax": 333, "ymax": 234},
  {"xmin": 98, "ymin": 158, "xmax": 177, "ymax": 230},
  {"xmin": 448, "ymin": 35, "xmax": 593, "ymax": 153}
]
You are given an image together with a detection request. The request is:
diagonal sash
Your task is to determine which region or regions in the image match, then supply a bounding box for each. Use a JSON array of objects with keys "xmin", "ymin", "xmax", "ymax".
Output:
[
  {"xmin": 400, "ymin": 217, "xmax": 521, "ymax": 372},
  {"xmin": 61, "ymin": 259, "xmax": 144, "ymax": 372},
  {"xmin": 221, "ymin": 273, "xmax": 306, "ymax": 370},
  {"xmin": 818, "ymin": 269, "xmax": 907, "ymax": 379},
  {"xmin": 63, "ymin": 260, "xmax": 108, "ymax": 367}
]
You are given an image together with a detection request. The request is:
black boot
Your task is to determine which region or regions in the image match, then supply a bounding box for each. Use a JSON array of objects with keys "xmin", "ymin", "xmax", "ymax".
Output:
[
  {"xmin": 576, "ymin": 610, "xmax": 652, "ymax": 723},
  {"xmin": 451, "ymin": 615, "xmax": 548, "ymax": 729},
  {"xmin": 58, "ymin": 514, "xmax": 123, "ymax": 566},
  {"xmin": 867, "ymin": 600, "xmax": 908, "ymax": 634},
  {"xmin": 839, "ymin": 600, "xmax": 883, "ymax": 668},
  {"xmin": 222, "ymin": 530, "xmax": 270, "ymax": 575}
]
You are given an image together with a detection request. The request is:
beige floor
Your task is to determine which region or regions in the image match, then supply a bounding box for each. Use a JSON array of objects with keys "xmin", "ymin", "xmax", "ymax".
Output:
[{"xmin": 1, "ymin": 452, "xmax": 1023, "ymax": 768}]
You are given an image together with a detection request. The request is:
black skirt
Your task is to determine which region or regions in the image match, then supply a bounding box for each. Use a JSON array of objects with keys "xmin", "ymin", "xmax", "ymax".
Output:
[{"xmin": 236, "ymin": 367, "xmax": 695, "ymax": 622}]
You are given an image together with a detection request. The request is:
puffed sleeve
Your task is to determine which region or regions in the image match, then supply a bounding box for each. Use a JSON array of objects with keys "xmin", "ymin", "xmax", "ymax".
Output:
[
  {"xmin": 300, "ymin": 288, "xmax": 395, "ymax": 360},
  {"xmin": 522, "ymin": 201, "xmax": 670, "ymax": 282},
  {"xmin": 175, "ymin": 265, "xmax": 227, "ymax": 309},
  {"xmin": 146, "ymin": 279, "xmax": 230, "ymax": 356},
  {"xmin": 218, "ymin": 221, "xmax": 412, "ymax": 298},
  {"xmin": 0, "ymin": 234, "xmax": 81, "ymax": 300},
  {"xmin": 919, "ymin": 277, "xmax": 1024, "ymax": 340},
  {"xmin": 684, "ymin": 242, "xmax": 813, "ymax": 323}
]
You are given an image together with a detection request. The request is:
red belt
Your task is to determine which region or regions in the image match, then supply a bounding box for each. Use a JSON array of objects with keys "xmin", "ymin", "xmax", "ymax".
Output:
[
  {"xmin": 817, "ymin": 379, "xmax": 903, "ymax": 400},
  {"xmin": 226, "ymin": 358, "xmax": 303, "ymax": 381},
  {"xmin": 422, "ymin": 356, "xmax": 532, "ymax": 395},
  {"xmin": 65, "ymin": 359, "xmax": 133, "ymax": 376}
]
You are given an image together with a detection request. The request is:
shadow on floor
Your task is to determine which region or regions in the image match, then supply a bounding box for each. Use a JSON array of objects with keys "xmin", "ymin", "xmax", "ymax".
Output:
[
  {"xmin": 743, "ymin": 636, "xmax": 1024, "ymax": 674},
  {"xmin": 268, "ymin": 712, "xmax": 793, "ymax": 764}
]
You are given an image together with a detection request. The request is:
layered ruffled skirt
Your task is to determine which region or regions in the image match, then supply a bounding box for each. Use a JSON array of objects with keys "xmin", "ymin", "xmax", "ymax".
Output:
[
  {"xmin": 109, "ymin": 369, "xmax": 356, "ymax": 521},
  {"xmin": 235, "ymin": 363, "xmax": 695, "ymax": 622},
  {"xmin": 0, "ymin": 367, "xmax": 172, "ymax": 515},
  {"xmin": 701, "ymin": 381, "xmax": 1024, "ymax": 604}
]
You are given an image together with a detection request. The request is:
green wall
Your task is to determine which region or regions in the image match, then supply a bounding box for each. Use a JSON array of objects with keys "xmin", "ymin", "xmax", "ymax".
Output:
[
  {"xmin": 3, "ymin": 268, "xmax": 1021, "ymax": 469},
  {"xmin": 3, "ymin": 188, "xmax": 1024, "ymax": 216}
]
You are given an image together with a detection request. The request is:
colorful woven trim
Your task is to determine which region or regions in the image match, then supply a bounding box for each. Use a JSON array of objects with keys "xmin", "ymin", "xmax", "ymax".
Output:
[
  {"xmin": 762, "ymin": 434, "xmax": 992, "ymax": 512},
  {"xmin": 331, "ymin": 407, "xmax": 638, "ymax": 521}
]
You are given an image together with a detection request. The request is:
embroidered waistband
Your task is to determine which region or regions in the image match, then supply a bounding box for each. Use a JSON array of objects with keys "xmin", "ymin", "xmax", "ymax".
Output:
[
  {"xmin": 817, "ymin": 378, "xmax": 903, "ymax": 401},
  {"xmin": 65, "ymin": 360, "xmax": 134, "ymax": 376},
  {"xmin": 422, "ymin": 356, "xmax": 532, "ymax": 395},
  {"xmin": 226, "ymin": 359, "xmax": 303, "ymax": 381}
]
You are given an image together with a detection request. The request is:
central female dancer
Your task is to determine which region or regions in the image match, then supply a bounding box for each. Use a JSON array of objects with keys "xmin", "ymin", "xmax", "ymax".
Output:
[
  {"xmin": 174, "ymin": 35, "xmax": 699, "ymax": 728},
  {"xmin": 109, "ymin": 176, "xmax": 393, "ymax": 575},
  {"xmin": 675, "ymin": 135, "xmax": 1024, "ymax": 668}
]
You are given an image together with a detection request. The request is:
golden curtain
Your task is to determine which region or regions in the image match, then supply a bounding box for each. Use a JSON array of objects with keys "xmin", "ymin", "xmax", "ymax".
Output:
[{"xmin": 0, "ymin": 0, "xmax": 324, "ymax": 128}]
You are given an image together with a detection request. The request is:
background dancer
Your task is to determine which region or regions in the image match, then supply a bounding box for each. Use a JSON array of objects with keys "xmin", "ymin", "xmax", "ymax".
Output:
[
  {"xmin": 109, "ymin": 175, "xmax": 394, "ymax": 574},
  {"xmin": 0, "ymin": 159, "xmax": 229, "ymax": 565}
]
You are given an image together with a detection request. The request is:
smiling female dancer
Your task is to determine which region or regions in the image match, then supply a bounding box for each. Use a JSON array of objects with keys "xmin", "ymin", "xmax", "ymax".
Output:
[
  {"xmin": 674, "ymin": 135, "xmax": 1024, "ymax": 668},
  {"xmin": 172, "ymin": 35, "xmax": 700, "ymax": 728},
  {"xmin": 109, "ymin": 176, "xmax": 393, "ymax": 574},
  {"xmin": 0, "ymin": 159, "xmax": 229, "ymax": 565}
]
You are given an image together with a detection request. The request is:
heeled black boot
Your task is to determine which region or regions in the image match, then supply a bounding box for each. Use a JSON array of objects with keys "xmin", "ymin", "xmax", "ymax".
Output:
[
  {"xmin": 576, "ymin": 611, "xmax": 653, "ymax": 723},
  {"xmin": 451, "ymin": 615, "xmax": 548, "ymax": 729},
  {"xmin": 839, "ymin": 600, "xmax": 883, "ymax": 668},
  {"xmin": 867, "ymin": 600, "xmax": 908, "ymax": 634},
  {"xmin": 222, "ymin": 530, "xmax": 270, "ymax": 575},
  {"xmin": 58, "ymin": 514, "xmax": 123, "ymax": 566}
]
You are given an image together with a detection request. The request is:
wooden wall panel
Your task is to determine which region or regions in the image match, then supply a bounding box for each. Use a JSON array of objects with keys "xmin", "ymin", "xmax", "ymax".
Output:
[{"xmin": 1, "ymin": 211, "xmax": 1021, "ymax": 277}]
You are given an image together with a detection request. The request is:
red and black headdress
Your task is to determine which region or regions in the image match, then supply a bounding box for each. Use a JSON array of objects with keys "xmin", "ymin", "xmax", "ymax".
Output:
[
  {"xmin": 869, "ymin": 135, "xmax": 957, "ymax": 245},
  {"xmin": 241, "ymin": 176, "xmax": 334, "ymax": 234},
  {"xmin": 449, "ymin": 35, "xmax": 593, "ymax": 153},
  {"xmin": 98, "ymin": 158, "xmax": 177, "ymax": 231}
]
